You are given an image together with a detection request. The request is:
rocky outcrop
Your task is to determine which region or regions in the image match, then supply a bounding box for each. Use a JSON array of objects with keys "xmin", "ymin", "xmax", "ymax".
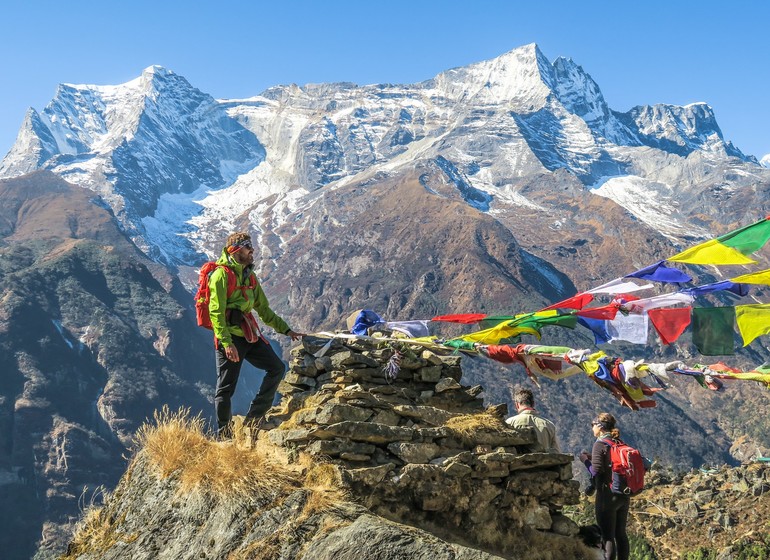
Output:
[
  {"xmin": 260, "ymin": 334, "xmax": 581, "ymax": 552},
  {"xmin": 62, "ymin": 334, "xmax": 593, "ymax": 559},
  {"xmin": 62, "ymin": 452, "xmax": 512, "ymax": 560},
  {"xmin": 626, "ymin": 462, "xmax": 770, "ymax": 558}
]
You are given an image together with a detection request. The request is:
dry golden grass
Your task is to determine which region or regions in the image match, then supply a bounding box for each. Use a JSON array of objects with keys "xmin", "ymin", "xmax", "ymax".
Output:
[
  {"xmin": 133, "ymin": 407, "xmax": 209, "ymax": 477},
  {"xmin": 134, "ymin": 407, "xmax": 350, "ymax": 511},
  {"xmin": 300, "ymin": 462, "xmax": 349, "ymax": 520},
  {"xmin": 61, "ymin": 507, "xmax": 137, "ymax": 559},
  {"xmin": 135, "ymin": 406, "xmax": 297, "ymax": 498},
  {"xmin": 444, "ymin": 412, "xmax": 508, "ymax": 440},
  {"xmin": 227, "ymin": 533, "xmax": 281, "ymax": 560}
]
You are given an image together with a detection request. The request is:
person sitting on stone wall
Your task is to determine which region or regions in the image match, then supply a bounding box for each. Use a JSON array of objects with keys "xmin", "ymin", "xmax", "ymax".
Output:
[{"xmin": 505, "ymin": 388, "xmax": 560, "ymax": 452}]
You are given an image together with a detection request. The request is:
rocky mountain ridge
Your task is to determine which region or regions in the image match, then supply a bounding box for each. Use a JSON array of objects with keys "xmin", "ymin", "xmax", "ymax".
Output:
[
  {"xmin": 2, "ymin": 44, "xmax": 765, "ymax": 268},
  {"xmin": 61, "ymin": 334, "xmax": 595, "ymax": 560}
]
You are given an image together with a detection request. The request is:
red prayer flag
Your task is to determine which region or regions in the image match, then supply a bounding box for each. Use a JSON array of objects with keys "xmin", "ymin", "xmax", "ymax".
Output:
[
  {"xmin": 431, "ymin": 313, "xmax": 487, "ymax": 324},
  {"xmin": 542, "ymin": 292, "xmax": 594, "ymax": 311},
  {"xmin": 483, "ymin": 345, "xmax": 522, "ymax": 364},
  {"xmin": 648, "ymin": 307, "xmax": 692, "ymax": 345},
  {"xmin": 575, "ymin": 304, "xmax": 620, "ymax": 320},
  {"xmin": 706, "ymin": 361, "xmax": 742, "ymax": 374}
]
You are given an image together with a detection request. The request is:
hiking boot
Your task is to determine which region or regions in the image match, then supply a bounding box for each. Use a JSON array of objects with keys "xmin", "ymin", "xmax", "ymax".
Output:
[
  {"xmin": 243, "ymin": 416, "xmax": 265, "ymax": 446},
  {"xmin": 217, "ymin": 422, "xmax": 234, "ymax": 442},
  {"xmin": 243, "ymin": 415, "xmax": 265, "ymax": 429}
]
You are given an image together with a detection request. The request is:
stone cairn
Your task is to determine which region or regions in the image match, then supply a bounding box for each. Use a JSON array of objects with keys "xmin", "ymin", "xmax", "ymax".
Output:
[{"xmin": 260, "ymin": 334, "xmax": 580, "ymax": 551}]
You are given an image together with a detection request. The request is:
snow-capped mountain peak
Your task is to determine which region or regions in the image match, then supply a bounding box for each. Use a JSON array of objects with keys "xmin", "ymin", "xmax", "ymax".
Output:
[
  {"xmin": 1, "ymin": 46, "xmax": 765, "ymax": 269},
  {"xmin": 430, "ymin": 43, "xmax": 555, "ymax": 110}
]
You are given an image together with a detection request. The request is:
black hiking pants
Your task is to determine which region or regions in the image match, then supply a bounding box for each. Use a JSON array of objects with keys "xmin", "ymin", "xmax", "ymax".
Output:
[
  {"xmin": 214, "ymin": 335, "xmax": 286, "ymax": 437},
  {"xmin": 595, "ymin": 490, "xmax": 630, "ymax": 560}
]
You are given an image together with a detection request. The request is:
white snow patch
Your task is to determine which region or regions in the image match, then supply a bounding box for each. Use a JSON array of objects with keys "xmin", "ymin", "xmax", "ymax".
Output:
[
  {"xmin": 761, "ymin": 154, "xmax": 770, "ymax": 168},
  {"xmin": 590, "ymin": 175, "xmax": 709, "ymax": 239}
]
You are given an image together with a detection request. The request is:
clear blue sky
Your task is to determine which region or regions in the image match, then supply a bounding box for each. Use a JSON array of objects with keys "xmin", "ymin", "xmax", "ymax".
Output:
[{"xmin": 2, "ymin": 1, "xmax": 768, "ymax": 160}]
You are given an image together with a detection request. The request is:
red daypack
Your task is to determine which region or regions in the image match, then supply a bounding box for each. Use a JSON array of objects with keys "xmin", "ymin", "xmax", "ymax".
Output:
[
  {"xmin": 600, "ymin": 438, "xmax": 646, "ymax": 495},
  {"xmin": 194, "ymin": 262, "xmax": 256, "ymax": 329}
]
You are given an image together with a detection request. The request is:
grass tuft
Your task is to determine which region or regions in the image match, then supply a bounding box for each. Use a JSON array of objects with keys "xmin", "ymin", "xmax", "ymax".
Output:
[
  {"xmin": 135, "ymin": 406, "xmax": 298, "ymax": 498},
  {"xmin": 301, "ymin": 462, "xmax": 349, "ymax": 519},
  {"xmin": 61, "ymin": 506, "xmax": 137, "ymax": 559},
  {"xmin": 444, "ymin": 412, "xmax": 508, "ymax": 440}
]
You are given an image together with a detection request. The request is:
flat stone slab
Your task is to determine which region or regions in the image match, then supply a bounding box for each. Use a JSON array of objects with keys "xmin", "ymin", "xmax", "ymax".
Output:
[
  {"xmin": 393, "ymin": 405, "xmax": 458, "ymax": 426},
  {"xmin": 309, "ymin": 422, "xmax": 416, "ymax": 444},
  {"xmin": 505, "ymin": 452, "xmax": 574, "ymax": 472}
]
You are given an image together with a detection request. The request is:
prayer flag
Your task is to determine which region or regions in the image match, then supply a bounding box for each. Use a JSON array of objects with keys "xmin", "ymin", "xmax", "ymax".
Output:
[
  {"xmin": 624, "ymin": 261, "xmax": 692, "ymax": 283},
  {"xmin": 385, "ymin": 321, "xmax": 430, "ymax": 338},
  {"xmin": 587, "ymin": 278, "xmax": 654, "ymax": 295},
  {"xmin": 735, "ymin": 303, "xmax": 770, "ymax": 346},
  {"xmin": 623, "ymin": 293, "xmax": 695, "ymax": 314},
  {"xmin": 576, "ymin": 304, "xmax": 620, "ymax": 320},
  {"xmin": 607, "ymin": 314, "xmax": 649, "ymax": 344},
  {"xmin": 577, "ymin": 317, "xmax": 611, "ymax": 345},
  {"xmin": 730, "ymin": 268, "xmax": 770, "ymax": 287},
  {"xmin": 542, "ymin": 292, "xmax": 594, "ymax": 311},
  {"xmin": 648, "ymin": 307, "xmax": 692, "ymax": 345},
  {"xmin": 692, "ymin": 307, "xmax": 735, "ymax": 355},
  {"xmin": 431, "ymin": 313, "xmax": 487, "ymax": 324},
  {"xmin": 350, "ymin": 309, "xmax": 385, "ymax": 335},
  {"xmin": 683, "ymin": 280, "xmax": 749, "ymax": 297},
  {"xmin": 454, "ymin": 322, "xmax": 540, "ymax": 345},
  {"xmin": 478, "ymin": 315, "xmax": 517, "ymax": 329},
  {"xmin": 669, "ymin": 217, "xmax": 770, "ymax": 265}
]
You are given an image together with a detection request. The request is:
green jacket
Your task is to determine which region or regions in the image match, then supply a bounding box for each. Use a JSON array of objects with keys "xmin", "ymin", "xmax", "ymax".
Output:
[
  {"xmin": 208, "ymin": 248, "xmax": 291, "ymax": 348},
  {"xmin": 505, "ymin": 409, "xmax": 560, "ymax": 452}
]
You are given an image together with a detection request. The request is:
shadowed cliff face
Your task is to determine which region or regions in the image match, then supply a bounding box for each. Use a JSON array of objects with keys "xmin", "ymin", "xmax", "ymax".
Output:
[{"xmin": 0, "ymin": 171, "xmax": 214, "ymax": 560}]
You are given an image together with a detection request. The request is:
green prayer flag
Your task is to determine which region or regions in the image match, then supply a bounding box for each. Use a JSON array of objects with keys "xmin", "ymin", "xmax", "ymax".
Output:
[
  {"xmin": 718, "ymin": 217, "xmax": 770, "ymax": 254},
  {"xmin": 692, "ymin": 307, "xmax": 736, "ymax": 356},
  {"xmin": 478, "ymin": 315, "xmax": 516, "ymax": 330}
]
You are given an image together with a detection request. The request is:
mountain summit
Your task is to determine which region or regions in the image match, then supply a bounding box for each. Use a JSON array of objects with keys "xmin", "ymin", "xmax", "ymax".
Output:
[{"xmin": 1, "ymin": 43, "xmax": 763, "ymax": 266}]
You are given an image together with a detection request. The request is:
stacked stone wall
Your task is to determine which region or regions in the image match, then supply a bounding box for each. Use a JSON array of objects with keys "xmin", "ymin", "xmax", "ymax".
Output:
[{"xmin": 260, "ymin": 335, "xmax": 580, "ymax": 550}]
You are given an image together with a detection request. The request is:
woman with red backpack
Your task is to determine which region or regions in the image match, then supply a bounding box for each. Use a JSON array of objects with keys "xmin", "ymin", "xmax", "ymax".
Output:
[{"xmin": 581, "ymin": 413, "xmax": 631, "ymax": 560}]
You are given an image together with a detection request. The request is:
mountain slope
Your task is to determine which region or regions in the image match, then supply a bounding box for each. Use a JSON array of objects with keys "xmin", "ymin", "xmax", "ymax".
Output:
[{"xmin": 0, "ymin": 171, "xmax": 215, "ymax": 559}]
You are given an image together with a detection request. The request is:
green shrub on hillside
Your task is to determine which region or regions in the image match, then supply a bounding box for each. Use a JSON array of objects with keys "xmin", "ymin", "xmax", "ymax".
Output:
[
  {"xmin": 630, "ymin": 534, "xmax": 657, "ymax": 559},
  {"xmin": 681, "ymin": 535, "xmax": 770, "ymax": 560}
]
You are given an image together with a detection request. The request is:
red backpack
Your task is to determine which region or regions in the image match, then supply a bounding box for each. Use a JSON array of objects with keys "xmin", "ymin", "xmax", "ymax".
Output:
[
  {"xmin": 194, "ymin": 262, "xmax": 256, "ymax": 329},
  {"xmin": 600, "ymin": 438, "xmax": 646, "ymax": 495}
]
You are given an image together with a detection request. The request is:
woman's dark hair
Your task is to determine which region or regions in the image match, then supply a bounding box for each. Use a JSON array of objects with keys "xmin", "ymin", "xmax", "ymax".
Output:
[{"xmin": 593, "ymin": 412, "xmax": 620, "ymax": 439}]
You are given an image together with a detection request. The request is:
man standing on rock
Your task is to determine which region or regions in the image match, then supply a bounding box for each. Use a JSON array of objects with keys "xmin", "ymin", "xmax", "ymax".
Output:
[
  {"xmin": 208, "ymin": 232, "xmax": 302, "ymax": 439},
  {"xmin": 505, "ymin": 388, "xmax": 560, "ymax": 452}
]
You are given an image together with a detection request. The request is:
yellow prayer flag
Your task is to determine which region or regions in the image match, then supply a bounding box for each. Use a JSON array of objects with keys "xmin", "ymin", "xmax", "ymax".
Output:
[
  {"xmin": 458, "ymin": 322, "xmax": 540, "ymax": 344},
  {"xmin": 730, "ymin": 269, "xmax": 770, "ymax": 286},
  {"xmin": 726, "ymin": 372, "xmax": 770, "ymax": 388},
  {"xmin": 735, "ymin": 304, "xmax": 770, "ymax": 346},
  {"xmin": 669, "ymin": 239, "xmax": 757, "ymax": 265}
]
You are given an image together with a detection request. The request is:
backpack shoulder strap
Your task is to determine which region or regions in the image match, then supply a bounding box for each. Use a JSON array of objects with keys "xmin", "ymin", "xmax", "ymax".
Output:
[
  {"xmin": 244, "ymin": 270, "xmax": 258, "ymax": 290},
  {"xmin": 217, "ymin": 265, "xmax": 238, "ymax": 298}
]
